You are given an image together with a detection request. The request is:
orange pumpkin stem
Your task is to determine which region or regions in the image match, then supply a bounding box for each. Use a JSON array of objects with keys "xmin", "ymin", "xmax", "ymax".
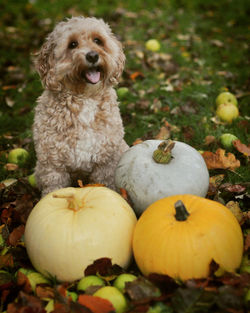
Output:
[
  {"xmin": 153, "ymin": 140, "xmax": 175, "ymax": 164},
  {"xmin": 174, "ymin": 200, "xmax": 190, "ymax": 221}
]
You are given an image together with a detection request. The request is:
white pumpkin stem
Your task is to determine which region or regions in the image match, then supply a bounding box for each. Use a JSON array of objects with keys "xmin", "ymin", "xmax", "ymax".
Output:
[
  {"xmin": 174, "ymin": 200, "xmax": 190, "ymax": 221},
  {"xmin": 152, "ymin": 140, "xmax": 175, "ymax": 164},
  {"xmin": 53, "ymin": 194, "xmax": 83, "ymax": 211}
]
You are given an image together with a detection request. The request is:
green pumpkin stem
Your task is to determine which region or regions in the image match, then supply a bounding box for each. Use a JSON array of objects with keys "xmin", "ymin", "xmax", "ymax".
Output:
[
  {"xmin": 153, "ymin": 140, "xmax": 175, "ymax": 164},
  {"xmin": 174, "ymin": 200, "xmax": 190, "ymax": 221}
]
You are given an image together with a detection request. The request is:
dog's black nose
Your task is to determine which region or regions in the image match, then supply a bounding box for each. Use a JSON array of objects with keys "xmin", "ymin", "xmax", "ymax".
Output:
[{"xmin": 86, "ymin": 51, "xmax": 99, "ymax": 64}]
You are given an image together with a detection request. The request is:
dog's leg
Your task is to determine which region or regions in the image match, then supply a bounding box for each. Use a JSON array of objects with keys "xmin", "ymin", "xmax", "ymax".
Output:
[
  {"xmin": 35, "ymin": 162, "xmax": 71, "ymax": 197},
  {"xmin": 89, "ymin": 140, "xmax": 129, "ymax": 189}
]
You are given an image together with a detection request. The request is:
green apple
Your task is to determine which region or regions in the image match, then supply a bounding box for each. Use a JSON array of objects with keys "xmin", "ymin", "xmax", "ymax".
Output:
[
  {"xmin": 17, "ymin": 267, "xmax": 35, "ymax": 276},
  {"xmin": 67, "ymin": 291, "xmax": 78, "ymax": 302},
  {"xmin": 28, "ymin": 173, "xmax": 37, "ymax": 187},
  {"xmin": 77, "ymin": 275, "xmax": 105, "ymax": 292},
  {"xmin": 216, "ymin": 92, "xmax": 238, "ymax": 107},
  {"xmin": 27, "ymin": 272, "xmax": 50, "ymax": 291},
  {"xmin": 220, "ymin": 133, "xmax": 238, "ymax": 149},
  {"xmin": 45, "ymin": 299, "xmax": 54, "ymax": 313},
  {"xmin": 117, "ymin": 87, "xmax": 129, "ymax": 99},
  {"xmin": 113, "ymin": 273, "xmax": 137, "ymax": 292},
  {"xmin": 94, "ymin": 286, "xmax": 127, "ymax": 313},
  {"xmin": 7, "ymin": 148, "xmax": 29, "ymax": 167},
  {"xmin": 216, "ymin": 103, "xmax": 239, "ymax": 123},
  {"xmin": 145, "ymin": 39, "xmax": 161, "ymax": 52}
]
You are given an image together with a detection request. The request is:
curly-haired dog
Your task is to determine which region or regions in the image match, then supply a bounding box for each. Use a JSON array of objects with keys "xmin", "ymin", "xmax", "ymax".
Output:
[{"xmin": 33, "ymin": 16, "xmax": 128, "ymax": 196}]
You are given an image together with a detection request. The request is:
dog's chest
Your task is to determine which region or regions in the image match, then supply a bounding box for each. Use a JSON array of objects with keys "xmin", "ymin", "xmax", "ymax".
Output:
[{"xmin": 72, "ymin": 99, "xmax": 121, "ymax": 169}]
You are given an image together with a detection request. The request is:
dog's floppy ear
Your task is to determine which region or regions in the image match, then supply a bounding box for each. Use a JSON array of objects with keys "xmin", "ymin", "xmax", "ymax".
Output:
[
  {"xmin": 114, "ymin": 41, "xmax": 126, "ymax": 82},
  {"xmin": 35, "ymin": 35, "xmax": 62, "ymax": 91},
  {"xmin": 109, "ymin": 40, "xmax": 126, "ymax": 86}
]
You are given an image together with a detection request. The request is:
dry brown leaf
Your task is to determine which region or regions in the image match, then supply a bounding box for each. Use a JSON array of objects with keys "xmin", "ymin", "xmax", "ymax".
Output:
[
  {"xmin": 226, "ymin": 201, "xmax": 243, "ymax": 223},
  {"xmin": 202, "ymin": 148, "xmax": 240, "ymax": 170},
  {"xmin": 8, "ymin": 225, "xmax": 25, "ymax": 246},
  {"xmin": 155, "ymin": 126, "xmax": 171, "ymax": 140},
  {"xmin": 233, "ymin": 139, "xmax": 250, "ymax": 157},
  {"xmin": 132, "ymin": 138, "xmax": 143, "ymax": 145},
  {"xmin": 4, "ymin": 163, "xmax": 18, "ymax": 171},
  {"xmin": 204, "ymin": 135, "xmax": 216, "ymax": 145},
  {"xmin": 209, "ymin": 174, "xmax": 225, "ymax": 187}
]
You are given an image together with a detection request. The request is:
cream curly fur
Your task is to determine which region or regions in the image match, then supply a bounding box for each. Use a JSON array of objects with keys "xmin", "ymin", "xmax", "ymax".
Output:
[{"xmin": 33, "ymin": 16, "xmax": 128, "ymax": 196}]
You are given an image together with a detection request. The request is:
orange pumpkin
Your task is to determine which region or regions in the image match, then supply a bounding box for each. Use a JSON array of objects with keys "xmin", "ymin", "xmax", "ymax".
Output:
[{"xmin": 132, "ymin": 194, "xmax": 243, "ymax": 280}]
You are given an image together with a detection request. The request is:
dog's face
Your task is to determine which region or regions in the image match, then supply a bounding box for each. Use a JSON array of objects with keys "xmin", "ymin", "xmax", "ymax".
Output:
[{"xmin": 35, "ymin": 17, "xmax": 125, "ymax": 93}]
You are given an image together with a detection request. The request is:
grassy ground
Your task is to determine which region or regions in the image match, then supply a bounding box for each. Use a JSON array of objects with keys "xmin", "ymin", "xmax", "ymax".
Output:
[{"xmin": 0, "ymin": 1, "xmax": 249, "ymax": 312}]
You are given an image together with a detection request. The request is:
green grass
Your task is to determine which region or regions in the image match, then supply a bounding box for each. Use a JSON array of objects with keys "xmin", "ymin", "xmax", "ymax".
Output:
[{"xmin": 0, "ymin": 0, "xmax": 249, "ymax": 184}]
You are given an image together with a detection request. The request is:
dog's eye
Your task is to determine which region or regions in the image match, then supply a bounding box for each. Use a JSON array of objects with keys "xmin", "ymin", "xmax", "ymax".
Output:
[
  {"xmin": 68, "ymin": 41, "xmax": 78, "ymax": 49},
  {"xmin": 93, "ymin": 38, "xmax": 103, "ymax": 46}
]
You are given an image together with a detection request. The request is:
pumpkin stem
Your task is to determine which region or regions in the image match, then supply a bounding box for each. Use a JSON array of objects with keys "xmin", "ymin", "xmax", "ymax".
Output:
[
  {"xmin": 153, "ymin": 140, "xmax": 175, "ymax": 164},
  {"xmin": 174, "ymin": 200, "xmax": 190, "ymax": 221},
  {"xmin": 53, "ymin": 194, "xmax": 83, "ymax": 212}
]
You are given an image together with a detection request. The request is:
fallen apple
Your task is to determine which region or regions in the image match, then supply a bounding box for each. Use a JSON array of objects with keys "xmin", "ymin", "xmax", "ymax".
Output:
[
  {"xmin": 113, "ymin": 273, "xmax": 137, "ymax": 292},
  {"xmin": 67, "ymin": 291, "xmax": 78, "ymax": 302},
  {"xmin": 27, "ymin": 272, "xmax": 50, "ymax": 291},
  {"xmin": 117, "ymin": 87, "xmax": 129, "ymax": 99},
  {"xmin": 7, "ymin": 148, "xmax": 29, "ymax": 167},
  {"xmin": 28, "ymin": 173, "xmax": 37, "ymax": 187},
  {"xmin": 145, "ymin": 39, "xmax": 161, "ymax": 52},
  {"xmin": 216, "ymin": 91, "xmax": 238, "ymax": 107},
  {"xmin": 220, "ymin": 133, "xmax": 238, "ymax": 150},
  {"xmin": 77, "ymin": 275, "xmax": 105, "ymax": 292},
  {"xmin": 45, "ymin": 299, "xmax": 54, "ymax": 313},
  {"xmin": 216, "ymin": 103, "xmax": 239, "ymax": 123},
  {"xmin": 93, "ymin": 286, "xmax": 127, "ymax": 313}
]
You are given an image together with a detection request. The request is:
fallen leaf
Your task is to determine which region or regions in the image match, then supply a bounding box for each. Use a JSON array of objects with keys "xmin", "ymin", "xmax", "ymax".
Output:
[
  {"xmin": 125, "ymin": 277, "xmax": 161, "ymax": 301},
  {"xmin": 78, "ymin": 294, "xmax": 115, "ymax": 313},
  {"xmin": 182, "ymin": 126, "xmax": 194, "ymax": 141},
  {"xmin": 204, "ymin": 135, "xmax": 216, "ymax": 145},
  {"xmin": 130, "ymin": 71, "xmax": 144, "ymax": 80},
  {"xmin": 233, "ymin": 139, "xmax": 250, "ymax": 157},
  {"xmin": 209, "ymin": 174, "xmax": 225, "ymax": 187},
  {"xmin": 133, "ymin": 138, "xmax": 143, "ymax": 145},
  {"xmin": 148, "ymin": 273, "xmax": 179, "ymax": 294},
  {"xmin": 8, "ymin": 225, "xmax": 25, "ymax": 246},
  {"xmin": 0, "ymin": 254, "xmax": 14, "ymax": 269},
  {"xmin": 155, "ymin": 126, "xmax": 171, "ymax": 140},
  {"xmin": 16, "ymin": 271, "xmax": 32, "ymax": 294},
  {"xmin": 36, "ymin": 285, "xmax": 55, "ymax": 299},
  {"xmin": 202, "ymin": 149, "xmax": 240, "ymax": 170},
  {"xmin": 244, "ymin": 234, "xmax": 250, "ymax": 252},
  {"xmin": 4, "ymin": 163, "xmax": 18, "ymax": 171},
  {"xmin": 220, "ymin": 183, "xmax": 246, "ymax": 194},
  {"xmin": 84, "ymin": 258, "xmax": 123, "ymax": 278},
  {"xmin": 226, "ymin": 201, "xmax": 243, "ymax": 223},
  {"xmin": 7, "ymin": 291, "xmax": 45, "ymax": 313}
]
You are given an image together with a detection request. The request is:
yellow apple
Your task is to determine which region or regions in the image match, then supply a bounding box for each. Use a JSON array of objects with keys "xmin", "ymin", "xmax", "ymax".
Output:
[
  {"xmin": 77, "ymin": 275, "xmax": 105, "ymax": 291},
  {"xmin": 145, "ymin": 39, "xmax": 161, "ymax": 52},
  {"xmin": 216, "ymin": 92, "xmax": 238, "ymax": 107},
  {"xmin": 216, "ymin": 103, "xmax": 239, "ymax": 123},
  {"xmin": 94, "ymin": 286, "xmax": 127, "ymax": 313}
]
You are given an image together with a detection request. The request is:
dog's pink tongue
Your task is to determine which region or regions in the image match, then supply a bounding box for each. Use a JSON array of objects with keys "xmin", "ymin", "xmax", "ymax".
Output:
[{"xmin": 85, "ymin": 70, "xmax": 101, "ymax": 84}]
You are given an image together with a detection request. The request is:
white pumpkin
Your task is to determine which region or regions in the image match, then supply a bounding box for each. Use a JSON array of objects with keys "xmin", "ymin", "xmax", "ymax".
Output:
[
  {"xmin": 115, "ymin": 140, "xmax": 209, "ymax": 215},
  {"xmin": 24, "ymin": 186, "xmax": 137, "ymax": 282}
]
